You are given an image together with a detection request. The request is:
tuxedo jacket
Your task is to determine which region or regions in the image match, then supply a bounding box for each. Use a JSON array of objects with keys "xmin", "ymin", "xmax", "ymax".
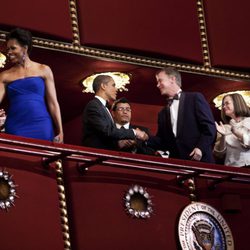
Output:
[
  {"xmin": 148, "ymin": 92, "xmax": 216, "ymax": 163},
  {"xmin": 82, "ymin": 97, "xmax": 135, "ymax": 150},
  {"xmin": 116, "ymin": 124, "xmax": 155, "ymax": 155}
]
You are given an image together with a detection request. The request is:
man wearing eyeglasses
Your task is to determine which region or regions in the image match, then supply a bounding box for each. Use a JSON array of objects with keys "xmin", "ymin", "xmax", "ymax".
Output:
[{"xmin": 111, "ymin": 97, "xmax": 155, "ymax": 155}]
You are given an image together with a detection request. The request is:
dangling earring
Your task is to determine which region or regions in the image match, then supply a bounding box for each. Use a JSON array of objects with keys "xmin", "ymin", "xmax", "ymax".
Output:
[{"xmin": 22, "ymin": 53, "xmax": 26, "ymax": 63}]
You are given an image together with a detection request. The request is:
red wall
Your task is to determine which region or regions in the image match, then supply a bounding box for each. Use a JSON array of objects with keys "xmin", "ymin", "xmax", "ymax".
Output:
[
  {"xmin": 0, "ymin": 135, "xmax": 249, "ymax": 249},
  {"xmin": 0, "ymin": 151, "xmax": 64, "ymax": 250}
]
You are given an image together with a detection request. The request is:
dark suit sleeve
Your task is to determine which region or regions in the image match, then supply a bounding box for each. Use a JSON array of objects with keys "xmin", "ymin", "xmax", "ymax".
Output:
[
  {"xmin": 132, "ymin": 125, "xmax": 156, "ymax": 155},
  {"xmin": 147, "ymin": 109, "xmax": 166, "ymax": 150},
  {"xmin": 84, "ymin": 100, "xmax": 135, "ymax": 140},
  {"xmin": 194, "ymin": 93, "xmax": 216, "ymax": 153}
]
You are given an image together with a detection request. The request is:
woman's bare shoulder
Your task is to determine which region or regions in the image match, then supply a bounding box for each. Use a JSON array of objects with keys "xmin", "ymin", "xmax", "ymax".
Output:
[
  {"xmin": 34, "ymin": 61, "xmax": 50, "ymax": 70},
  {"xmin": 29, "ymin": 61, "xmax": 52, "ymax": 80},
  {"xmin": 35, "ymin": 62, "xmax": 52, "ymax": 75}
]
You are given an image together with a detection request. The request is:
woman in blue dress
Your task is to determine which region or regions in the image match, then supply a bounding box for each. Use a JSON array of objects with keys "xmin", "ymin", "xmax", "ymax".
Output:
[{"xmin": 0, "ymin": 28, "xmax": 63, "ymax": 143}]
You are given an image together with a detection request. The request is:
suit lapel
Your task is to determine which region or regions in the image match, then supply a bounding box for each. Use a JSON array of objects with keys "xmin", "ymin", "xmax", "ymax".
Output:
[
  {"xmin": 176, "ymin": 92, "xmax": 185, "ymax": 137},
  {"xmin": 95, "ymin": 98, "xmax": 114, "ymax": 124},
  {"xmin": 102, "ymin": 105, "xmax": 114, "ymax": 124}
]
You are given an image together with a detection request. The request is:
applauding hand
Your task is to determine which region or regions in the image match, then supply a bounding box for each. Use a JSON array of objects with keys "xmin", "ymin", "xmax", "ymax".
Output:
[{"xmin": 215, "ymin": 121, "xmax": 226, "ymax": 136}]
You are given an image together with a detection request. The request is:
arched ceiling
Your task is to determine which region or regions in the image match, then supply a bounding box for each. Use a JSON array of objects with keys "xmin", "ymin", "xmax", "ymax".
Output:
[{"xmin": 0, "ymin": 0, "xmax": 250, "ymax": 124}]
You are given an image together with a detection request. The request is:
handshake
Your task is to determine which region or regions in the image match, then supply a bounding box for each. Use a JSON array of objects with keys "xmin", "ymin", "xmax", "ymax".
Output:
[{"xmin": 135, "ymin": 128, "xmax": 149, "ymax": 141}]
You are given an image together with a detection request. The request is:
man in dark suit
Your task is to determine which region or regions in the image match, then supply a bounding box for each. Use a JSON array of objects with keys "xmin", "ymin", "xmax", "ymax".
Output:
[
  {"xmin": 148, "ymin": 67, "xmax": 216, "ymax": 163},
  {"xmin": 111, "ymin": 97, "xmax": 155, "ymax": 155},
  {"xmin": 82, "ymin": 75, "xmax": 148, "ymax": 150}
]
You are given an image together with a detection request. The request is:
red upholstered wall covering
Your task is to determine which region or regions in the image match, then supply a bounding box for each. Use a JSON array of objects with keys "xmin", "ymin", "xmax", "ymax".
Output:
[
  {"xmin": 77, "ymin": 0, "xmax": 203, "ymax": 63},
  {"xmin": 0, "ymin": 138, "xmax": 249, "ymax": 249},
  {"xmin": 0, "ymin": 152, "xmax": 64, "ymax": 250},
  {"xmin": 1, "ymin": 0, "xmax": 72, "ymax": 41},
  {"xmin": 204, "ymin": 0, "xmax": 250, "ymax": 69}
]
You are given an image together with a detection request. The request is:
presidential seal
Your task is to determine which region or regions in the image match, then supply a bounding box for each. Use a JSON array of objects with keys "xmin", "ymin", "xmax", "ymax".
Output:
[{"xmin": 178, "ymin": 202, "xmax": 234, "ymax": 250}]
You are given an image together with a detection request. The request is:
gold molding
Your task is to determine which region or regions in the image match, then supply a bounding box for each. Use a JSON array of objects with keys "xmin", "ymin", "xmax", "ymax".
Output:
[
  {"xmin": 69, "ymin": 0, "xmax": 80, "ymax": 46},
  {"xmin": 187, "ymin": 178, "xmax": 197, "ymax": 202},
  {"xmin": 0, "ymin": 27, "xmax": 250, "ymax": 81},
  {"xmin": 31, "ymin": 37, "xmax": 250, "ymax": 80},
  {"xmin": 54, "ymin": 160, "xmax": 72, "ymax": 250},
  {"xmin": 196, "ymin": 0, "xmax": 211, "ymax": 68}
]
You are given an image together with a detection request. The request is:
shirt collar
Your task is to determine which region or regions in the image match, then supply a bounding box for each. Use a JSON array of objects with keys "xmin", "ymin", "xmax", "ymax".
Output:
[
  {"xmin": 176, "ymin": 89, "xmax": 182, "ymax": 97},
  {"xmin": 95, "ymin": 95, "xmax": 107, "ymax": 106},
  {"xmin": 116, "ymin": 123, "xmax": 130, "ymax": 129}
]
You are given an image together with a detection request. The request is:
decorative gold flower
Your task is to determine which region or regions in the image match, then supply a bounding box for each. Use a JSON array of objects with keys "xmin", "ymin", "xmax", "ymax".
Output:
[
  {"xmin": 82, "ymin": 72, "xmax": 131, "ymax": 93},
  {"xmin": 0, "ymin": 170, "xmax": 17, "ymax": 211},
  {"xmin": 0, "ymin": 53, "xmax": 6, "ymax": 68},
  {"xmin": 124, "ymin": 185, "xmax": 153, "ymax": 218}
]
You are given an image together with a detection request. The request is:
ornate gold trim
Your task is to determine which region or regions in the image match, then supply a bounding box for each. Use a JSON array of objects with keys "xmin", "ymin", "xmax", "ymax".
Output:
[
  {"xmin": 31, "ymin": 37, "xmax": 250, "ymax": 80},
  {"xmin": 69, "ymin": 0, "xmax": 80, "ymax": 46},
  {"xmin": 31, "ymin": 37, "xmax": 250, "ymax": 81},
  {"xmin": 124, "ymin": 185, "xmax": 153, "ymax": 219},
  {"xmin": 196, "ymin": 0, "xmax": 211, "ymax": 68},
  {"xmin": 0, "ymin": 169, "xmax": 18, "ymax": 211},
  {"xmin": 187, "ymin": 178, "xmax": 197, "ymax": 202},
  {"xmin": 55, "ymin": 160, "xmax": 71, "ymax": 250},
  {"xmin": 0, "ymin": 15, "xmax": 250, "ymax": 82}
]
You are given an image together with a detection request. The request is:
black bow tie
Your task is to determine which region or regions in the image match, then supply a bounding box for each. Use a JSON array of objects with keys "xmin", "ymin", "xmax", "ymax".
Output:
[
  {"xmin": 166, "ymin": 93, "xmax": 180, "ymax": 107},
  {"xmin": 105, "ymin": 101, "xmax": 111, "ymax": 110}
]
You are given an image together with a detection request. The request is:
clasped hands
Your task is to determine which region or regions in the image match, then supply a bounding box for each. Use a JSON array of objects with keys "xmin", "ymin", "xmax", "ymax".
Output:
[
  {"xmin": 118, "ymin": 139, "xmax": 136, "ymax": 149},
  {"xmin": 118, "ymin": 128, "xmax": 148, "ymax": 150},
  {"xmin": 135, "ymin": 128, "xmax": 149, "ymax": 141}
]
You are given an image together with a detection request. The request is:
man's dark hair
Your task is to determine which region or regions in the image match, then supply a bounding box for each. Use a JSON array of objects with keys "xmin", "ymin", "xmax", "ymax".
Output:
[
  {"xmin": 112, "ymin": 97, "xmax": 130, "ymax": 111},
  {"xmin": 92, "ymin": 75, "xmax": 112, "ymax": 93},
  {"xmin": 6, "ymin": 28, "xmax": 33, "ymax": 54}
]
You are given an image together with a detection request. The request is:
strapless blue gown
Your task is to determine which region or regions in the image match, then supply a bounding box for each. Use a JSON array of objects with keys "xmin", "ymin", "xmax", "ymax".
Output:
[{"xmin": 5, "ymin": 77, "xmax": 54, "ymax": 141}]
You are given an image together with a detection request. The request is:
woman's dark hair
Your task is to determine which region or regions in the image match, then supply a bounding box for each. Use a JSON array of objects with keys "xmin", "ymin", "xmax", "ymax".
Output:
[
  {"xmin": 6, "ymin": 28, "xmax": 33, "ymax": 54},
  {"xmin": 221, "ymin": 93, "xmax": 250, "ymax": 123}
]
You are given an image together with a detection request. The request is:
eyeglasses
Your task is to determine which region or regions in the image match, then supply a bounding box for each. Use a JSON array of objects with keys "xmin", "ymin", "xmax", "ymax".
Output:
[{"xmin": 116, "ymin": 107, "xmax": 131, "ymax": 112}]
